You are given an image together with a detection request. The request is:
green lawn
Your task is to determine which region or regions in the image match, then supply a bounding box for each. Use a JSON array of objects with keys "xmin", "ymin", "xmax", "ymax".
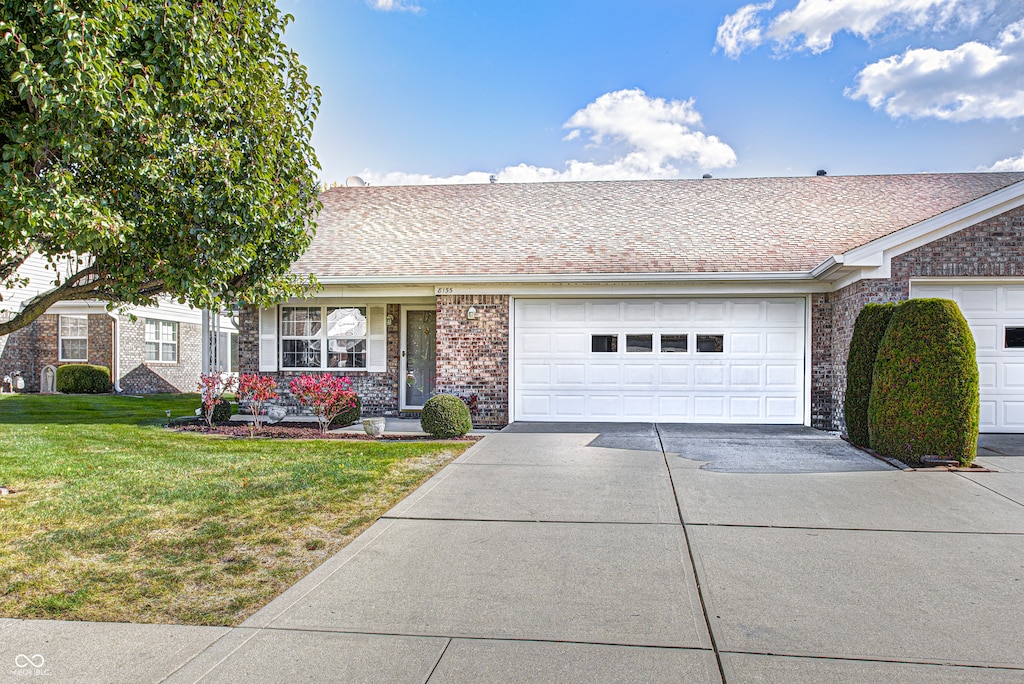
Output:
[{"xmin": 0, "ymin": 393, "xmax": 469, "ymax": 625}]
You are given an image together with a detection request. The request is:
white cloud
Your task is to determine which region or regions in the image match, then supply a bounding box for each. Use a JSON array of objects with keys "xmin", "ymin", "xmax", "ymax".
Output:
[
  {"xmin": 359, "ymin": 89, "xmax": 737, "ymax": 186},
  {"xmin": 369, "ymin": 0, "xmax": 423, "ymax": 13},
  {"xmin": 716, "ymin": 0, "xmax": 971, "ymax": 57},
  {"xmin": 985, "ymin": 150, "xmax": 1024, "ymax": 171},
  {"xmin": 847, "ymin": 20, "xmax": 1024, "ymax": 120}
]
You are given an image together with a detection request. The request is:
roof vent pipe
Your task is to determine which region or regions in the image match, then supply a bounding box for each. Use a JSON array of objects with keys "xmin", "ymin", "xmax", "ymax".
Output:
[
  {"xmin": 702, "ymin": 173, "xmax": 712, "ymax": 179},
  {"xmin": 816, "ymin": 169, "xmax": 827, "ymax": 176},
  {"xmin": 489, "ymin": 174, "xmax": 497, "ymax": 184}
]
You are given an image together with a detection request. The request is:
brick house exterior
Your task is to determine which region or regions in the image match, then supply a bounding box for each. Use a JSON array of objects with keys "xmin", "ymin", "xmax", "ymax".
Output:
[
  {"xmin": 1, "ymin": 280, "xmax": 236, "ymax": 394},
  {"xmin": 239, "ymin": 173, "xmax": 1024, "ymax": 431}
]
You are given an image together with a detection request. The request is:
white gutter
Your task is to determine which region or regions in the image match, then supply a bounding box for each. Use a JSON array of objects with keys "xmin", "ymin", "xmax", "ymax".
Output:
[
  {"xmin": 107, "ymin": 311, "xmax": 122, "ymax": 393},
  {"xmin": 311, "ymin": 270, "xmax": 818, "ymax": 286}
]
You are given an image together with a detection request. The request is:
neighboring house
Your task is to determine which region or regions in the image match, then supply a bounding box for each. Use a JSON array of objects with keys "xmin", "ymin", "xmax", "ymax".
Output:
[
  {"xmin": 239, "ymin": 172, "xmax": 1024, "ymax": 433},
  {"xmin": 1, "ymin": 254, "xmax": 237, "ymax": 394}
]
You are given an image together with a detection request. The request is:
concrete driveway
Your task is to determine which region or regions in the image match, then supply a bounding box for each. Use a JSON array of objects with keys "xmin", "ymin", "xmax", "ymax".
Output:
[{"xmin": 3, "ymin": 425, "xmax": 1023, "ymax": 682}]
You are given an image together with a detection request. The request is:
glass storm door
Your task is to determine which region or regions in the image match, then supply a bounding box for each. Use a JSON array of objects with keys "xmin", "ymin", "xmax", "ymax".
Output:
[{"xmin": 401, "ymin": 308, "xmax": 437, "ymax": 409}]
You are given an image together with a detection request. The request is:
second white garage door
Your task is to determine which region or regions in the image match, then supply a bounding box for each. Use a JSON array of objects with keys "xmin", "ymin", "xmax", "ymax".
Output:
[{"xmin": 513, "ymin": 297, "xmax": 807, "ymax": 423}]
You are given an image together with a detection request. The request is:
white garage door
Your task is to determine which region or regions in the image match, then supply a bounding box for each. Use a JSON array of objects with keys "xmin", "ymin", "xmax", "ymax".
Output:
[
  {"xmin": 913, "ymin": 282, "xmax": 1024, "ymax": 433},
  {"xmin": 513, "ymin": 297, "xmax": 806, "ymax": 423}
]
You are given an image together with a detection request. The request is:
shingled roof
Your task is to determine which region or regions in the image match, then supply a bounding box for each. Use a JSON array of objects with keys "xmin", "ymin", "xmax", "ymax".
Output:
[{"xmin": 293, "ymin": 172, "xmax": 1024, "ymax": 280}]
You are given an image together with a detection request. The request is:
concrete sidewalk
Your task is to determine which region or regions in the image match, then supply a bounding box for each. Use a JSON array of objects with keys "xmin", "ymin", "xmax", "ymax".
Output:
[{"xmin": 3, "ymin": 426, "xmax": 1023, "ymax": 682}]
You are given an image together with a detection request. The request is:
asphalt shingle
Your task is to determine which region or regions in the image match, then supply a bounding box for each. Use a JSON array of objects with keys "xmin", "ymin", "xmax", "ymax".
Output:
[{"xmin": 293, "ymin": 173, "xmax": 1024, "ymax": 279}]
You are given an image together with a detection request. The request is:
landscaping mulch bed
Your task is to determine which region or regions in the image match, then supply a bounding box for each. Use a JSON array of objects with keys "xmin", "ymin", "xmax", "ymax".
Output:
[{"xmin": 173, "ymin": 423, "xmax": 482, "ymax": 441}]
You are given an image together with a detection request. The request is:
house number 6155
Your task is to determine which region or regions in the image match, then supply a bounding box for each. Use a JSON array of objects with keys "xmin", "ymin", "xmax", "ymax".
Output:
[{"xmin": 435, "ymin": 287, "xmax": 454, "ymax": 294}]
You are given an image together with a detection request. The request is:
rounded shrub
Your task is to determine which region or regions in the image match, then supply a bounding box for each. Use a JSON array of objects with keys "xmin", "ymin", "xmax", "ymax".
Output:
[
  {"xmin": 844, "ymin": 302, "xmax": 897, "ymax": 447},
  {"xmin": 329, "ymin": 395, "xmax": 362, "ymax": 429},
  {"xmin": 420, "ymin": 393, "xmax": 472, "ymax": 438},
  {"xmin": 868, "ymin": 299, "xmax": 979, "ymax": 466},
  {"xmin": 211, "ymin": 399, "xmax": 234, "ymax": 423},
  {"xmin": 55, "ymin": 364, "xmax": 111, "ymax": 394}
]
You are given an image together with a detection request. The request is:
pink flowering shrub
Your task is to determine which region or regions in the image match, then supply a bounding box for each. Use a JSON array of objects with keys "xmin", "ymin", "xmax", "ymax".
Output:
[
  {"xmin": 197, "ymin": 372, "xmax": 237, "ymax": 428},
  {"xmin": 237, "ymin": 374, "xmax": 280, "ymax": 431},
  {"xmin": 289, "ymin": 374, "xmax": 357, "ymax": 434}
]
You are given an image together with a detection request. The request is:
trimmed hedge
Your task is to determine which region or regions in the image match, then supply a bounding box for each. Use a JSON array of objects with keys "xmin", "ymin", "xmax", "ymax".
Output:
[
  {"xmin": 55, "ymin": 364, "xmax": 111, "ymax": 394},
  {"xmin": 329, "ymin": 396, "xmax": 362, "ymax": 429},
  {"xmin": 420, "ymin": 394, "xmax": 472, "ymax": 438},
  {"xmin": 868, "ymin": 298, "xmax": 979, "ymax": 466},
  {"xmin": 212, "ymin": 399, "xmax": 234, "ymax": 423},
  {"xmin": 844, "ymin": 302, "xmax": 897, "ymax": 447}
]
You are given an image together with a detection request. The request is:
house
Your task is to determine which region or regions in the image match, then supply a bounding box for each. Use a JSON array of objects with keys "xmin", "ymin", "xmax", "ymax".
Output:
[
  {"xmin": 1, "ymin": 254, "xmax": 237, "ymax": 394},
  {"xmin": 239, "ymin": 172, "xmax": 1024, "ymax": 433}
]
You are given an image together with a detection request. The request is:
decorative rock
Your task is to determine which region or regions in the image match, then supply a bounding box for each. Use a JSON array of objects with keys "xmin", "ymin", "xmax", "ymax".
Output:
[{"xmin": 363, "ymin": 417, "xmax": 386, "ymax": 437}]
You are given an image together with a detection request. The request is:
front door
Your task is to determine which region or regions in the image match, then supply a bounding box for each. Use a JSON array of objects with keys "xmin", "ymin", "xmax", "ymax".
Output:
[{"xmin": 401, "ymin": 308, "xmax": 437, "ymax": 409}]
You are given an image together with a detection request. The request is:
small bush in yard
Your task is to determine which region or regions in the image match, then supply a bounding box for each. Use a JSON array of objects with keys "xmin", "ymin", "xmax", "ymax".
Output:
[
  {"xmin": 198, "ymin": 373, "xmax": 236, "ymax": 428},
  {"xmin": 56, "ymin": 364, "xmax": 110, "ymax": 393},
  {"xmin": 329, "ymin": 395, "xmax": 362, "ymax": 429},
  {"xmin": 420, "ymin": 394, "xmax": 472, "ymax": 438},
  {"xmin": 237, "ymin": 374, "xmax": 280, "ymax": 430},
  {"xmin": 289, "ymin": 374, "xmax": 358, "ymax": 434},
  {"xmin": 844, "ymin": 302, "xmax": 897, "ymax": 447},
  {"xmin": 868, "ymin": 298, "xmax": 979, "ymax": 466}
]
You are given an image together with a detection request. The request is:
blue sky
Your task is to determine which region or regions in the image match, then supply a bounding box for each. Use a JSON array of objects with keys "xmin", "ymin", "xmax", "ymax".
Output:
[{"xmin": 279, "ymin": 0, "xmax": 1024, "ymax": 185}]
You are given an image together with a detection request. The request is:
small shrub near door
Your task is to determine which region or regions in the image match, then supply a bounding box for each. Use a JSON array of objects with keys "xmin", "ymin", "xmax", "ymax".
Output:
[
  {"xmin": 329, "ymin": 395, "xmax": 362, "ymax": 429},
  {"xmin": 420, "ymin": 394, "xmax": 472, "ymax": 438},
  {"xmin": 844, "ymin": 302, "xmax": 897, "ymax": 447},
  {"xmin": 56, "ymin": 364, "xmax": 111, "ymax": 393},
  {"xmin": 289, "ymin": 374, "xmax": 358, "ymax": 434},
  {"xmin": 868, "ymin": 298, "xmax": 979, "ymax": 466}
]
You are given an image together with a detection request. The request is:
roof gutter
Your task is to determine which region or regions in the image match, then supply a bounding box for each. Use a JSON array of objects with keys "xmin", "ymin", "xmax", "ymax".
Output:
[{"xmin": 310, "ymin": 270, "xmax": 819, "ymax": 286}]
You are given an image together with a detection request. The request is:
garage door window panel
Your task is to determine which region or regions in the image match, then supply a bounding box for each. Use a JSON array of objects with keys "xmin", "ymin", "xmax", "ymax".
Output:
[
  {"xmin": 626, "ymin": 334, "xmax": 653, "ymax": 352},
  {"xmin": 696, "ymin": 334, "xmax": 724, "ymax": 353},
  {"xmin": 591, "ymin": 335, "xmax": 618, "ymax": 353},
  {"xmin": 1005, "ymin": 327, "xmax": 1024, "ymax": 349},
  {"xmin": 660, "ymin": 334, "xmax": 688, "ymax": 353}
]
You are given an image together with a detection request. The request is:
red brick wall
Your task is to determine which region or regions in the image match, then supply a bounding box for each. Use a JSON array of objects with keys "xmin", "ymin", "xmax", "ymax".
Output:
[
  {"xmin": 116, "ymin": 315, "xmax": 203, "ymax": 393},
  {"xmin": 0, "ymin": 313, "xmax": 112, "ymax": 392},
  {"xmin": 812, "ymin": 204, "xmax": 1024, "ymax": 431},
  {"xmin": 236, "ymin": 304, "xmax": 403, "ymax": 418},
  {"xmin": 435, "ymin": 294, "xmax": 509, "ymax": 428}
]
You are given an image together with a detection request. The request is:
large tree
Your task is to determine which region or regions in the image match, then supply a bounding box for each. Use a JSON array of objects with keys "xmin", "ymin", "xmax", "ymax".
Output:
[{"xmin": 0, "ymin": 0, "xmax": 321, "ymax": 335}]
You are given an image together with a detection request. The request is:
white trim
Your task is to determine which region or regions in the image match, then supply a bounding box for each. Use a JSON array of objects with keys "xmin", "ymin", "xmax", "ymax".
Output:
[
  {"xmin": 399, "ymin": 305, "xmax": 436, "ymax": 411},
  {"xmin": 827, "ymin": 178, "xmax": 1024, "ymax": 283},
  {"xmin": 313, "ymin": 271, "xmax": 815, "ymax": 287},
  {"xmin": 507, "ymin": 296, "xmax": 516, "ymax": 423},
  {"xmin": 803, "ymin": 294, "xmax": 812, "ymax": 427},
  {"xmin": 57, "ymin": 314, "xmax": 89, "ymax": 362}
]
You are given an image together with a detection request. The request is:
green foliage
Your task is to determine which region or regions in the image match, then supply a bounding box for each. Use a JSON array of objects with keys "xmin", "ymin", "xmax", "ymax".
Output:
[
  {"xmin": 55, "ymin": 364, "xmax": 110, "ymax": 394},
  {"xmin": 329, "ymin": 395, "xmax": 362, "ymax": 429},
  {"xmin": 868, "ymin": 299, "xmax": 979, "ymax": 466},
  {"xmin": 0, "ymin": 0, "xmax": 322, "ymax": 336},
  {"xmin": 844, "ymin": 302, "xmax": 896, "ymax": 447},
  {"xmin": 211, "ymin": 398, "xmax": 233, "ymax": 423},
  {"xmin": 420, "ymin": 393, "xmax": 472, "ymax": 438}
]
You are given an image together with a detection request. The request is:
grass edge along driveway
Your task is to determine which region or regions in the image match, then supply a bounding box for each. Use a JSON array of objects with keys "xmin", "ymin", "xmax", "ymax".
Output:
[{"xmin": 0, "ymin": 393, "xmax": 469, "ymax": 626}]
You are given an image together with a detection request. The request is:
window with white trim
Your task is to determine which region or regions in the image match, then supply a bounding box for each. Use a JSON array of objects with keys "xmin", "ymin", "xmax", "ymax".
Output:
[
  {"xmin": 145, "ymin": 319, "xmax": 178, "ymax": 363},
  {"xmin": 59, "ymin": 315, "xmax": 89, "ymax": 361},
  {"xmin": 280, "ymin": 305, "xmax": 369, "ymax": 370}
]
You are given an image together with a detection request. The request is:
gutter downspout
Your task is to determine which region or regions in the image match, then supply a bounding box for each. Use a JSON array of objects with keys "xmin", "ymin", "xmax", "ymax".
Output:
[{"xmin": 107, "ymin": 311, "xmax": 122, "ymax": 393}]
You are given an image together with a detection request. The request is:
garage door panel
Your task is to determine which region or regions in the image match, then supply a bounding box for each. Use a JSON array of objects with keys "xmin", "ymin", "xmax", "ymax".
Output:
[
  {"xmin": 980, "ymin": 402, "xmax": 997, "ymax": 428},
  {"xmin": 514, "ymin": 298, "xmax": 806, "ymax": 423},
  {"xmin": 1006, "ymin": 288, "xmax": 1024, "ymax": 312},
  {"xmin": 590, "ymin": 365, "xmax": 619, "ymax": 385},
  {"xmin": 1004, "ymin": 364, "xmax": 1024, "ymax": 387},
  {"xmin": 766, "ymin": 364, "xmax": 799, "ymax": 388},
  {"xmin": 729, "ymin": 397, "xmax": 761, "ymax": 419},
  {"xmin": 589, "ymin": 303, "xmax": 621, "ymax": 321},
  {"xmin": 660, "ymin": 365, "xmax": 690, "ymax": 386},
  {"xmin": 731, "ymin": 302, "xmax": 762, "ymax": 323},
  {"xmin": 589, "ymin": 395, "xmax": 620, "ymax": 417},
  {"xmin": 961, "ymin": 287, "xmax": 998, "ymax": 312},
  {"xmin": 555, "ymin": 364, "xmax": 586, "ymax": 385},
  {"xmin": 971, "ymin": 325, "xmax": 998, "ymax": 351},
  {"xmin": 731, "ymin": 332, "xmax": 761, "ymax": 353},
  {"xmin": 1005, "ymin": 402, "xmax": 1024, "ymax": 428},
  {"xmin": 978, "ymin": 363, "xmax": 998, "ymax": 389}
]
